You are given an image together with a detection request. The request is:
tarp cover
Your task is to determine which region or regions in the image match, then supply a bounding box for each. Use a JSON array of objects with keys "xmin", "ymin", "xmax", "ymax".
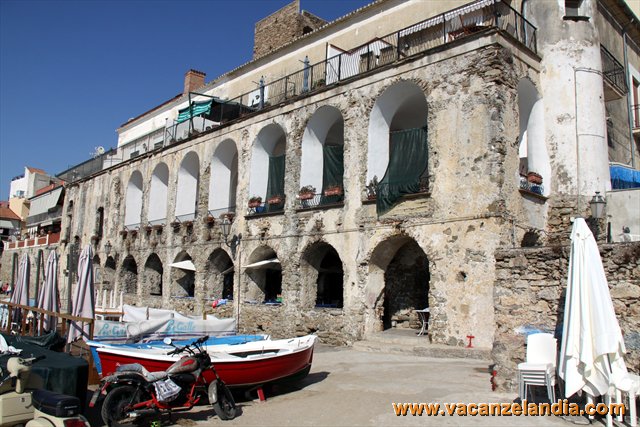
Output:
[
  {"xmin": 610, "ymin": 164, "xmax": 640, "ymax": 189},
  {"xmin": 266, "ymin": 155, "xmax": 286, "ymax": 212},
  {"xmin": 0, "ymin": 333, "xmax": 88, "ymax": 405},
  {"xmin": 376, "ymin": 126, "xmax": 428, "ymax": 215}
]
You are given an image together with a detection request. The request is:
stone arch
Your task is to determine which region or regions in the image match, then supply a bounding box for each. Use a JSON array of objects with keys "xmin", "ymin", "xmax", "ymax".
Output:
[
  {"xmin": 301, "ymin": 241, "xmax": 344, "ymax": 308},
  {"xmin": 170, "ymin": 251, "xmax": 194, "ymax": 297},
  {"xmin": 206, "ymin": 249, "xmax": 234, "ymax": 300},
  {"xmin": 300, "ymin": 106, "xmax": 345, "ymax": 198},
  {"xmin": 208, "ymin": 139, "xmax": 238, "ymax": 216},
  {"xmin": 249, "ymin": 124, "xmax": 286, "ymax": 206},
  {"xmin": 92, "ymin": 254, "xmax": 101, "ymax": 285},
  {"xmin": 367, "ymin": 81, "xmax": 429, "ymax": 183},
  {"xmin": 366, "ymin": 235, "xmax": 430, "ymax": 334},
  {"xmin": 143, "ymin": 253, "xmax": 163, "ymax": 296},
  {"xmin": 120, "ymin": 255, "xmax": 138, "ymax": 295},
  {"xmin": 518, "ymin": 78, "xmax": 550, "ymax": 196},
  {"xmin": 148, "ymin": 162, "xmax": 169, "ymax": 224},
  {"xmin": 175, "ymin": 152, "xmax": 200, "ymax": 220},
  {"xmin": 124, "ymin": 171, "xmax": 143, "ymax": 228},
  {"xmin": 244, "ymin": 246, "xmax": 281, "ymax": 303}
]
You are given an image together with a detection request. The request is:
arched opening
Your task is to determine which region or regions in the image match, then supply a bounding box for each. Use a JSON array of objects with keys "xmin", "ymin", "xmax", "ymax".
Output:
[
  {"xmin": 175, "ymin": 152, "xmax": 199, "ymax": 221},
  {"xmin": 170, "ymin": 251, "xmax": 195, "ymax": 297},
  {"xmin": 143, "ymin": 253, "xmax": 163, "ymax": 296},
  {"xmin": 367, "ymin": 81, "xmax": 429, "ymax": 213},
  {"xmin": 244, "ymin": 246, "xmax": 281, "ymax": 303},
  {"xmin": 104, "ymin": 256, "xmax": 116, "ymax": 289},
  {"xmin": 149, "ymin": 163, "xmax": 169, "ymax": 224},
  {"xmin": 120, "ymin": 255, "xmax": 138, "ymax": 295},
  {"xmin": 92, "ymin": 254, "xmax": 101, "ymax": 285},
  {"xmin": 206, "ymin": 249, "xmax": 234, "ymax": 300},
  {"xmin": 518, "ymin": 79, "xmax": 550, "ymax": 196},
  {"xmin": 300, "ymin": 106, "xmax": 345, "ymax": 207},
  {"xmin": 301, "ymin": 242, "xmax": 344, "ymax": 308},
  {"xmin": 249, "ymin": 124, "xmax": 286, "ymax": 213},
  {"xmin": 124, "ymin": 171, "xmax": 143, "ymax": 228},
  {"xmin": 208, "ymin": 139, "xmax": 238, "ymax": 217},
  {"xmin": 368, "ymin": 236, "xmax": 430, "ymax": 333}
]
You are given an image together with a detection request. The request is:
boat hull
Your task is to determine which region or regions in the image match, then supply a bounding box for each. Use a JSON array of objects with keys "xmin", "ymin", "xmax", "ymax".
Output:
[{"xmin": 97, "ymin": 336, "xmax": 316, "ymax": 388}]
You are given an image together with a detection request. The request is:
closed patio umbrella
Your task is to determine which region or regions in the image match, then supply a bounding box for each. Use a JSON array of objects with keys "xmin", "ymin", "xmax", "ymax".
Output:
[
  {"xmin": 67, "ymin": 245, "xmax": 95, "ymax": 343},
  {"xmin": 558, "ymin": 218, "xmax": 628, "ymax": 398},
  {"xmin": 36, "ymin": 250, "xmax": 59, "ymax": 332},
  {"xmin": 10, "ymin": 254, "xmax": 30, "ymax": 325}
]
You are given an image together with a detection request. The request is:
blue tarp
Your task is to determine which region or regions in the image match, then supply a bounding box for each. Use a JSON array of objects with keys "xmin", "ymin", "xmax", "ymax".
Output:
[{"xmin": 610, "ymin": 165, "xmax": 640, "ymax": 189}]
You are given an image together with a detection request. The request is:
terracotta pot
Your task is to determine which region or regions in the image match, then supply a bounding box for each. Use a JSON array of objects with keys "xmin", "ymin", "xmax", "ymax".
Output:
[
  {"xmin": 298, "ymin": 192, "xmax": 314, "ymax": 200},
  {"xmin": 527, "ymin": 172, "xmax": 543, "ymax": 184}
]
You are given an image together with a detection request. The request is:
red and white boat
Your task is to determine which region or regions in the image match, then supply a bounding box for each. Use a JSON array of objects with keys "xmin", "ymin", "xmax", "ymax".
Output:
[{"xmin": 95, "ymin": 335, "xmax": 317, "ymax": 388}]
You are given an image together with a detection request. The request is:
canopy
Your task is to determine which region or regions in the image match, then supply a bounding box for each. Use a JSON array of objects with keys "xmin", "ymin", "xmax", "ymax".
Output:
[
  {"xmin": 169, "ymin": 260, "xmax": 196, "ymax": 271},
  {"xmin": 610, "ymin": 164, "xmax": 640, "ymax": 189},
  {"xmin": 176, "ymin": 100, "xmax": 212, "ymax": 124},
  {"xmin": 27, "ymin": 187, "xmax": 63, "ymax": 218},
  {"xmin": 243, "ymin": 258, "xmax": 280, "ymax": 270},
  {"xmin": 558, "ymin": 218, "xmax": 628, "ymax": 398}
]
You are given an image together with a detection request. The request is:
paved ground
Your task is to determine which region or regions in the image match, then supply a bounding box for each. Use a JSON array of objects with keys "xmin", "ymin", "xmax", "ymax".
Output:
[{"xmin": 84, "ymin": 344, "xmax": 613, "ymax": 427}]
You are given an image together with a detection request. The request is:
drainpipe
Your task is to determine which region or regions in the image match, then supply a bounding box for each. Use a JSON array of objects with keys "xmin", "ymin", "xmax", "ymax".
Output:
[{"xmin": 622, "ymin": 21, "xmax": 636, "ymax": 168}]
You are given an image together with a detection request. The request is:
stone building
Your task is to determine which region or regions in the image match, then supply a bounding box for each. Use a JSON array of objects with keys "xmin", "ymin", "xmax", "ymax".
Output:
[{"xmin": 2, "ymin": 0, "xmax": 639, "ymax": 386}]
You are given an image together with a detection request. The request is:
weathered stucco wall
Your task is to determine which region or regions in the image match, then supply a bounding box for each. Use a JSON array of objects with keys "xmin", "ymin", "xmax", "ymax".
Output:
[{"xmin": 492, "ymin": 242, "xmax": 640, "ymax": 392}]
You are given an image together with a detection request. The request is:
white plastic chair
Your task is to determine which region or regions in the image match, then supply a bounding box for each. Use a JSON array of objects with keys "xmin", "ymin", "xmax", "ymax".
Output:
[
  {"xmin": 517, "ymin": 333, "xmax": 557, "ymax": 402},
  {"xmin": 607, "ymin": 373, "xmax": 639, "ymax": 427}
]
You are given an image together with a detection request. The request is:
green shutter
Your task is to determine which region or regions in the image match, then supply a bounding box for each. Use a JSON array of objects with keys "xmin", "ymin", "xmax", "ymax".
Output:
[
  {"xmin": 266, "ymin": 155, "xmax": 286, "ymax": 212},
  {"xmin": 176, "ymin": 100, "xmax": 213, "ymax": 124}
]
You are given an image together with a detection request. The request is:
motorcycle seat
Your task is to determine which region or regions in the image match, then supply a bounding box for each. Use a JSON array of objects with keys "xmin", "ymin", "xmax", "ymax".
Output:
[
  {"xmin": 32, "ymin": 389, "xmax": 81, "ymax": 417},
  {"xmin": 116, "ymin": 363, "xmax": 168, "ymax": 382}
]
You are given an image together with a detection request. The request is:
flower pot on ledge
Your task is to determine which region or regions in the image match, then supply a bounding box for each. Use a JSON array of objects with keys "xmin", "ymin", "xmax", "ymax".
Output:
[
  {"xmin": 152, "ymin": 224, "xmax": 164, "ymax": 232},
  {"xmin": 204, "ymin": 216, "xmax": 215, "ymax": 225},
  {"xmin": 170, "ymin": 221, "xmax": 181, "ymax": 230},
  {"xmin": 298, "ymin": 192, "xmax": 314, "ymax": 200},
  {"xmin": 248, "ymin": 198, "xmax": 262, "ymax": 208},
  {"xmin": 527, "ymin": 172, "xmax": 543, "ymax": 185},
  {"xmin": 323, "ymin": 186, "xmax": 343, "ymax": 197},
  {"xmin": 119, "ymin": 230, "xmax": 128, "ymax": 238},
  {"xmin": 267, "ymin": 196, "xmax": 283, "ymax": 205}
]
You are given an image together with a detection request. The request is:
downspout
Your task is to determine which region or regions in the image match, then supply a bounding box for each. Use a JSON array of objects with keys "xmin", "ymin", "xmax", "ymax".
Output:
[{"xmin": 622, "ymin": 20, "xmax": 636, "ymax": 168}]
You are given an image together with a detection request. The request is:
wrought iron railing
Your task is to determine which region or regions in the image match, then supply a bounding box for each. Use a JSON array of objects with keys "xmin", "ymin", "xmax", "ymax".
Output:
[
  {"xmin": 164, "ymin": 0, "xmax": 536, "ymax": 146},
  {"xmin": 365, "ymin": 176, "xmax": 429, "ymax": 200},
  {"xmin": 601, "ymin": 45, "xmax": 627, "ymax": 95},
  {"xmin": 247, "ymin": 197, "xmax": 285, "ymax": 216},
  {"xmin": 519, "ymin": 176, "xmax": 544, "ymax": 195}
]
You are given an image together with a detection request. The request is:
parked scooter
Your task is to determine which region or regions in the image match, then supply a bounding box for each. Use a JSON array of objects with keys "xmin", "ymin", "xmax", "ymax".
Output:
[
  {"xmin": 90, "ymin": 335, "xmax": 236, "ymax": 427},
  {"xmin": 0, "ymin": 355, "xmax": 90, "ymax": 427}
]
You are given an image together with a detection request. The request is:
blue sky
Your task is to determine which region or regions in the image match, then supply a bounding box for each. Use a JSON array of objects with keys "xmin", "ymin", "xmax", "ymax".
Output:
[{"xmin": 0, "ymin": 0, "xmax": 372, "ymax": 201}]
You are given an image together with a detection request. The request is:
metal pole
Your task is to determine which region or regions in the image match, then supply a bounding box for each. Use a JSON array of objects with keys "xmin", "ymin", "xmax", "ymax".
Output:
[{"xmin": 35, "ymin": 249, "xmax": 42, "ymax": 304}]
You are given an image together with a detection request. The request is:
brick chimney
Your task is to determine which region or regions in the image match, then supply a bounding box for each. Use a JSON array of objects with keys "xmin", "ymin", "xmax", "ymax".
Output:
[{"xmin": 183, "ymin": 69, "xmax": 206, "ymax": 95}]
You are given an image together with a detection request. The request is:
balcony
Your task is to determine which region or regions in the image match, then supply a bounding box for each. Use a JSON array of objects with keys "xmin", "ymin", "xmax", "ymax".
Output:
[
  {"xmin": 295, "ymin": 188, "xmax": 345, "ymax": 211},
  {"xmin": 247, "ymin": 196, "xmax": 285, "ymax": 217},
  {"xmin": 4, "ymin": 232, "xmax": 61, "ymax": 251},
  {"xmin": 601, "ymin": 46, "xmax": 627, "ymax": 101}
]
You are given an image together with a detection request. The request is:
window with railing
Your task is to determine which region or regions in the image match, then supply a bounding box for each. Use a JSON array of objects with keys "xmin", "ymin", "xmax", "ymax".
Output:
[{"xmin": 601, "ymin": 45, "xmax": 627, "ymax": 95}]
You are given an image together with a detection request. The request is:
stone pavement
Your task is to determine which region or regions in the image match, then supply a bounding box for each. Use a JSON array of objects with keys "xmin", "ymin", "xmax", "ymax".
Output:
[{"xmin": 84, "ymin": 343, "xmax": 619, "ymax": 427}]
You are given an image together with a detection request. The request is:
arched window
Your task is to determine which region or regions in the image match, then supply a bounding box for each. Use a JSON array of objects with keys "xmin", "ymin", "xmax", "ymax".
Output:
[
  {"xmin": 301, "ymin": 242, "xmax": 344, "ymax": 309},
  {"xmin": 208, "ymin": 139, "xmax": 238, "ymax": 217},
  {"xmin": 149, "ymin": 163, "xmax": 169, "ymax": 225},
  {"xmin": 367, "ymin": 81, "xmax": 429, "ymax": 214},
  {"xmin": 170, "ymin": 251, "xmax": 195, "ymax": 297},
  {"xmin": 144, "ymin": 253, "xmax": 163, "ymax": 296},
  {"xmin": 124, "ymin": 171, "xmax": 143, "ymax": 228},
  {"xmin": 249, "ymin": 124, "xmax": 286, "ymax": 214},
  {"xmin": 244, "ymin": 246, "xmax": 281, "ymax": 303},
  {"xmin": 175, "ymin": 152, "xmax": 199, "ymax": 221},
  {"xmin": 300, "ymin": 106, "xmax": 345, "ymax": 208}
]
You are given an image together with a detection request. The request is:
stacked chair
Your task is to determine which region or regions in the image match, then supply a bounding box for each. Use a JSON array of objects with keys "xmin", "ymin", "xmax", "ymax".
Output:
[{"xmin": 517, "ymin": 332, "xmax": 557, "ymax": 403}]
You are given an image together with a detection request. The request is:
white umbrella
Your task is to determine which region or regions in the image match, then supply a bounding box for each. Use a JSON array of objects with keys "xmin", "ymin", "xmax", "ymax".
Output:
[
  {"xmin": 10, "ymin": 254, "xmax": 30, "ymax": 324},
  {"xmin": 67, "ymin": 245, "xmax": 95, "ymax": 343},
  {"xmin": 558, "ymin": 218, "xmax": 628, "ymax": 398},
  {"xmin": 36, "ymin": 250, "xmax": 59, "ymax": 332}
]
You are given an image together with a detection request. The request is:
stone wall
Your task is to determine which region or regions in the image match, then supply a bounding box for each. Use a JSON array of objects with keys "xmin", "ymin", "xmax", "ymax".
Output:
[{"xmin": 492, "ymin": 242, "xmax": 640, "ymax": 392}]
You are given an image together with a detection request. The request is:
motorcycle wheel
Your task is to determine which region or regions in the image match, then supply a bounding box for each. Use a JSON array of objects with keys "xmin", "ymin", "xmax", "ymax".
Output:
[
  {"xmin": 101, "ymin": 385, "xmax": 144, "ymax": 427},
  {"xmin": 212, "ymin": 383, "xmax": 237, "ymax": 420}
]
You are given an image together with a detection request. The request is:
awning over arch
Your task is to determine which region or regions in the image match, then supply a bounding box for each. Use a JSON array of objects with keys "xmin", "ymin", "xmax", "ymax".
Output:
[
  {"xmin": 243, "ymin": 258, "xmax": 280, "ymax": 270},
  {"xmin": 169, "ymin": 260, "xmax": 196, "ymax": 271}
]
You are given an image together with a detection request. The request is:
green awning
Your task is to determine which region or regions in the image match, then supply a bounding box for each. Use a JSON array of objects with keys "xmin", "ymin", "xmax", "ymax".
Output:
[{"xmin": 177, "ymin": 100, "xmax": 213, "ymax": 124}]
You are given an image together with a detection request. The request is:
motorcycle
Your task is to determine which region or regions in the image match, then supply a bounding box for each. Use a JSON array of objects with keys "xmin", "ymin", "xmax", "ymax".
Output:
[
  {"xmin": 90, "ymin": 335, "xmax": 237, "ymax": 426},
  {"xmin": 0, "ymin": 354, "xmax": 90, "ymax": 427}
]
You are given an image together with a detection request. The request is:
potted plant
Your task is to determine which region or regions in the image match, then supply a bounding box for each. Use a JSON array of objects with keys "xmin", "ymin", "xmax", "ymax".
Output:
[
  {"xmin": 267, "ymin": 195, "xmax": 283, "ymax": 205},
  {"xmin": 248, "ymin": 196, "xmax": 262, "ymax": 208},
  {"xmin": 119, "ymin": 230, "xmax": 128, "ymax": 238},
  {"xmin": 130, "ymin": 229, "xmax": 138, "ymax": 237},
  {"xmin": 527, "ymin": 172, "xmax": 543, "ymax": 185},
  {"xmin": 204, "ymin": 215, "xmax": 215, "ymax": 225},
  {"xmin": 323, "ymin": 185, "xmax": 343, "ymax": 197},
  {"xmin": 170, "ymin": 220, "xmax": 181, "ymax": 230},
  {"xmin": 221, "ymin": 212, "xmax": 235, "ymax": 222},
  {"xmin": 152, "ymin": 224, "xmax": 164, "ymax": 232},
  {"xmin": 298, "ymin": 185, "xmax": 316, "ymax": 200},
  {"xmin": 365, "ymin": 176, "xmax": 379, "ymax": 200},
  {"xmin": 143, "ymin": 225, "xmax": 153, "ymax": 234}
]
